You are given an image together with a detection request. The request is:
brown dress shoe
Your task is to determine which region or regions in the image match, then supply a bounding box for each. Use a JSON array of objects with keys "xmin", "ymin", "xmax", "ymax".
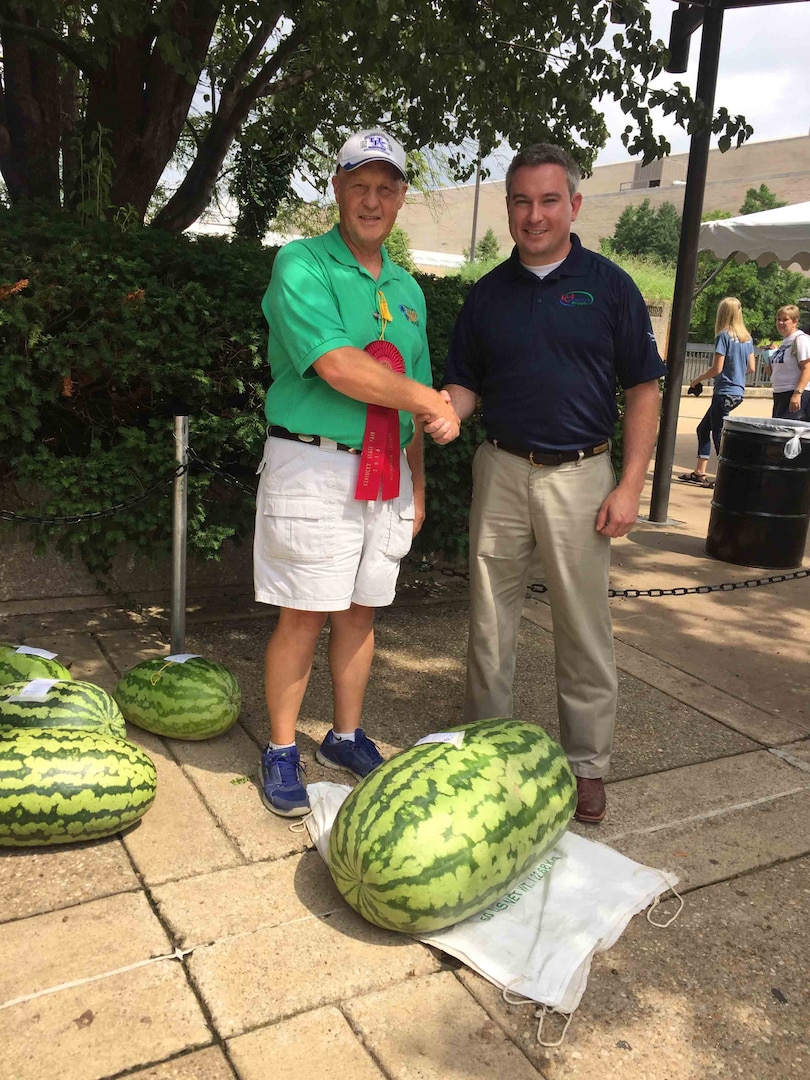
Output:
[{"xmin": 575, "ymin": 777, "xmax": 606, "ymax": 823}]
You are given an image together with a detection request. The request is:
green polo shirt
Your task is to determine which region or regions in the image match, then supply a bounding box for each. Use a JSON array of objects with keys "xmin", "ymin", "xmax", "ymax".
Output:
[{"xmin": 262, "ymin": 226, "xmax": 431, "ymax": 448}]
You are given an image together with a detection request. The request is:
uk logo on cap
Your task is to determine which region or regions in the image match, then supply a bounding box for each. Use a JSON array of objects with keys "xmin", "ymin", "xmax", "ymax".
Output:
[
  {"xmin": 337, "ymin": 129, "xmax": 407, "ymax": 179},
  {"xmin": 364, "ymin": 134, "xmax": 392, "ymax": 154}
]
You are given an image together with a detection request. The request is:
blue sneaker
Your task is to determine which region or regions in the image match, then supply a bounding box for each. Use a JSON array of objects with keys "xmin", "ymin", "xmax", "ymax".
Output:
[
  {"xmin": 316, "ymin": 728, "xmax": 384, "ymax": 780},
  {"xmin": 258, "ymin": 746, "xmax": 309, "ymax": 817}
]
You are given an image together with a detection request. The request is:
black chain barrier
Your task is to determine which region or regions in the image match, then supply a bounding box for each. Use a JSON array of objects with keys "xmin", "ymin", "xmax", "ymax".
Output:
[
  {"xmin": 412, "ymin": 561, "xmax": 810, "ymax": 598},
  {"xmin": 0, "ymin": 464, "xmax": 191, "ymax": 525},
  {"xmin": 2, "ymin": 451, "xmax": 808, "ymax": 598}
]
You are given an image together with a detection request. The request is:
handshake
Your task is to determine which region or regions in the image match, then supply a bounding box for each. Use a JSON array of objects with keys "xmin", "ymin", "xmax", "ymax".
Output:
[{"xmin": 418, "ymin": 389, "xmax": 461, "ymax": 445}]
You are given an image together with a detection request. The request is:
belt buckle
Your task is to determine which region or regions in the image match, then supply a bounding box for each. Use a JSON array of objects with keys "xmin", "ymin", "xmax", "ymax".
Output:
[{"xmin": 528, "ymin": 451, "xmax": 544, "ymax": 468}]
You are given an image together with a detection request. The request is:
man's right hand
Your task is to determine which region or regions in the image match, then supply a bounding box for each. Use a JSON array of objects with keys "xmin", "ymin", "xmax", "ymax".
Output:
[{"xmin": 421, "ymin": 390, "xmax": 460, "ymax": 444}]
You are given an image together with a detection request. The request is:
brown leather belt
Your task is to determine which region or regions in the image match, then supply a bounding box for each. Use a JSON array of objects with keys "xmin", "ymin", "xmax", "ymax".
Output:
[
  {"xmin": 268, "ymin": 425, "xmax": 360, "ymax": 454},
  {"xmin": 488, "ymin": 439, "xmax": 609, "ymax": 467}
]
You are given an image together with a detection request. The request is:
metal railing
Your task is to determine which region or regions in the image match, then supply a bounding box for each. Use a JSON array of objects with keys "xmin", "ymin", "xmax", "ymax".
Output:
[{"xmin": 682, "ymin": 344, "xmax": 772, "ymax": 387}]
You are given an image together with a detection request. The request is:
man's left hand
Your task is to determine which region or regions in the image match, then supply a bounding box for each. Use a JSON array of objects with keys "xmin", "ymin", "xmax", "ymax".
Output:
[{"xmin": 595, "ymin": 485, "xmax": 640, "ymax": 538}]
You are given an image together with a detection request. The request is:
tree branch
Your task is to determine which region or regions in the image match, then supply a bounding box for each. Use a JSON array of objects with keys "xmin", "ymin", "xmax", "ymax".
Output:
[
  {"xmin": 0, "ymin": 16, "xmax": 100, "ymax": 77},
  {"xmin": 227, "ymin": 10, "xmax": 283, "ymax": 90}
]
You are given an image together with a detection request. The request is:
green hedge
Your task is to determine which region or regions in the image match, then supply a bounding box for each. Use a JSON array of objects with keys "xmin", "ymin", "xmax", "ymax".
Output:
[
  {"xmin": 0, "ymin": 209, "xmax": 482, "ymax": 571},
  {"xmin": 1, "ymin": 209, "xmax": 634, "ymax": 577}
]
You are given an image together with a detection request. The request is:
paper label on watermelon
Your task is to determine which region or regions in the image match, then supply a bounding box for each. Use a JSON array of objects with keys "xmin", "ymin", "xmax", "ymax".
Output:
[
  {"xmin": 165, "ymin": 653, "xmax": 202, "ymax": 663},
  {"xmin": 9, "ymin": 679, "xmax": 59, "ymax": 702},
  {"xmin": 414, "ymin": 732, "xmax": 465, "ymax": 748},
  {"xmin": 14, "ymin": 645, "xmax": 58, "ymax": 660}
]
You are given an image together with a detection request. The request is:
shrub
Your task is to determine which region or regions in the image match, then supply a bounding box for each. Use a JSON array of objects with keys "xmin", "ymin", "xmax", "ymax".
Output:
[{"xmin": 1, "ymin": 208, "xmax": 271, "ymax": 571}]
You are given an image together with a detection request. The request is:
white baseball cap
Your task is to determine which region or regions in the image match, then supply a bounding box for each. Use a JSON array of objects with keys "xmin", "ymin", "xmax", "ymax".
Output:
[{"xmin": 336, "ymin": 129, "xmax": 407, "ymax": 180}]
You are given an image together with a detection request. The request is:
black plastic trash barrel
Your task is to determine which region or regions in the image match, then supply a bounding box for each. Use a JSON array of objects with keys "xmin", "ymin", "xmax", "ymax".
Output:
[{"xmin": 706, "ymin": 416, "xmax": 810, "ymax": 569}]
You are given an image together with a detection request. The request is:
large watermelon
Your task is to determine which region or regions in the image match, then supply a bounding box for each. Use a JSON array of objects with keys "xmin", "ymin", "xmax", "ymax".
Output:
[
  {"xmin": 327, "ymin": 718, "xmax": 576, "ymax": 933},
  {"xmin": 0, "ymin": 679, "xmax": 126, "ymax": 738},
  {"xmin": 0, "ymin": 643, "xmax": 72, "ymax": 686},
  {"xmin": 114, "ymin": 655, "xmax": 240, "ymax": 740},
  {"xmin": 0, "ymin": 727, "xmax": 157, "ymax": 846}
]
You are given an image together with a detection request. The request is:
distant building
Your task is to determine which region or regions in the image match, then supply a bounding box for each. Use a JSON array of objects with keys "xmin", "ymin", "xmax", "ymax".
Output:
[{"xmin": 398, "ymin": 135, "xmax": 810, "ymax": 269}]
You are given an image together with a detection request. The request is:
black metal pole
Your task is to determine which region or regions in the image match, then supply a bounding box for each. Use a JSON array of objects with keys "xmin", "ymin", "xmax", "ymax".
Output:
[
  {"xmin": 648, "ymin": 0, "xmax": 725, "ymax": 522},
  {"xmin": 468, "ymin": 153, "xmax": 482, "ymax": 263}
]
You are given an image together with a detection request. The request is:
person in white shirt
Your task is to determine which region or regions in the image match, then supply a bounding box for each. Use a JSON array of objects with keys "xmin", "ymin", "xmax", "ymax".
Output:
[{"xmin": 765, "ymin": 305, "xmax": 810, "ymax": 420}]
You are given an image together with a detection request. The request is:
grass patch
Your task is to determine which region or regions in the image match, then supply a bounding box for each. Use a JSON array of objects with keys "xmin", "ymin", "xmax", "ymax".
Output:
[{"xmin": 609, "ymin": 253, "xmax": 675, "ymax": 303}]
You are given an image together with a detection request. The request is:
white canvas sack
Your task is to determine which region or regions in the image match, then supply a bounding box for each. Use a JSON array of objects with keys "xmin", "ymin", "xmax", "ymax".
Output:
[{"xmin": 305, "ymin": 781, "xmax": 679, "ymax": 1020}]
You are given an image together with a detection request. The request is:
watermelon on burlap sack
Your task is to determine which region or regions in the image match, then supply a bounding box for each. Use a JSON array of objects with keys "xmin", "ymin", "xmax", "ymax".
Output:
[
  {"xmin": 0, "ymin": 727, "xmax": 157, "ymax": 846},
  {"xmin": 0, "ymin": 643, "xmax": 72, "ymax": 686},
  {"xmin": 114, "ymin": 655, "xmax": 241, "ymax": 740},
  {"xmin": 0, "ymin": 679, "xmax": 126, "ymax": 739},
  {"xmin": 327, "ymin": 718, "xmax": 577, "ymax": 934}
]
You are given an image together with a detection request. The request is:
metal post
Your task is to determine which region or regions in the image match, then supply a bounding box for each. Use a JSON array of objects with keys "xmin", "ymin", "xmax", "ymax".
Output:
[
  {"xmin": 171, "ymin": 415, "xmax": 189, "ymax": 654},
  {"xmin": 468, "ymin": 152, "xmax": 482, "ymax": 262},
  {"xmin": 648, "ymin": 0, "xmax": 725, "ymax": 522}
]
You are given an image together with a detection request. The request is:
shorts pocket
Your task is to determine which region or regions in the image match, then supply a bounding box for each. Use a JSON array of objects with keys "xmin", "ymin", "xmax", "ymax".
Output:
[
  {"xmin": 384, "ymin": 498, "xmax": 416, "ymax": 559},
  {"xmin": 261, "ymin": 494, "xmax": 331, "ymax": 563}
]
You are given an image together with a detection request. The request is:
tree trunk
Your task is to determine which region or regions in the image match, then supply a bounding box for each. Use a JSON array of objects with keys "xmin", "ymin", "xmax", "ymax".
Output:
[
  {"xmin": 0, "ymin": 7, "xmax": 61, "ymax": 205},
  {"xmin": 82, "ymin": 1, "xmax": 220, "ymax": 221}
]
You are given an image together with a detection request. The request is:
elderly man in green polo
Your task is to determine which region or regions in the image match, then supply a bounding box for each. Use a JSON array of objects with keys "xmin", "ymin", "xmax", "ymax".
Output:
[{"xmin": 254, "ymin": 128, "xmax": 460, "ymax": 817}]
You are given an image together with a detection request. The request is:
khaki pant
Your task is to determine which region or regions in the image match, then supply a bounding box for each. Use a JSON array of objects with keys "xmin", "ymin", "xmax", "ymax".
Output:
[{"xmin": 463, "ymin": 440, "xmax": 618, "ymax": 778}]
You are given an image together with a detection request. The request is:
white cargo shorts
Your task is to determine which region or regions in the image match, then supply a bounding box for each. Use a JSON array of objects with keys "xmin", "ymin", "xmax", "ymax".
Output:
[{"xmin": 253, "ymin": 435, "xmax": 415, "ymax": 611}]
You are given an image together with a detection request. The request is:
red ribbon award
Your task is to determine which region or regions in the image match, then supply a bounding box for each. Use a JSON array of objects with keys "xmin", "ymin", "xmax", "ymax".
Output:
[{"xmin": 354, "ymin": 339, "xmax": 405, "ymax": 501}]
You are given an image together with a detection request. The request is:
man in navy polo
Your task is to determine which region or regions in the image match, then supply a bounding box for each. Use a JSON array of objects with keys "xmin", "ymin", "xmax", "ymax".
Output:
[{"xmin": 439, "ymin": 143, "xmax": 665, "ymax": 824}]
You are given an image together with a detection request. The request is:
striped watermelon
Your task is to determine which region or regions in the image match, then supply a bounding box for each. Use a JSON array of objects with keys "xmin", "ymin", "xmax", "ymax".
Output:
[
  {"xmin": 0, "ymin": 727, "xmax": 157, "ymax": 846},
  {"xmin": 0, "ymin": 643, "xmax": 72, "ymax": 686},
  {"xmin": 0, "ymin": 679, "xmax": 126, "ymax": 739},
  {"xmin": 114, "ymin": 656, "xmax": 240, "ymax": 740},
  {"xmin": 327, "ymin": 718, "xmax": 576, "ymax": 933}
]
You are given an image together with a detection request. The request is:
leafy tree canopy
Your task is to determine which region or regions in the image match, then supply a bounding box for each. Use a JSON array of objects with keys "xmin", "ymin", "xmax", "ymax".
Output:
[
  {"xmin": 0, "ymin": 0, "xmax": 751, "ymax": 233},
  {"xmin": 605, "ymin": 198, "xmax": 681, "ymax": 263},
  {"xmin": 463, "ymin": 227, "xmax": 500, "ymax": 262},
  {"xmin": 383, "ymin": 223, "xmax": 416, "ymax": 272},
  {"xmin": 739, "ymin": 183, "xmax": 787, "ymax": 216}
]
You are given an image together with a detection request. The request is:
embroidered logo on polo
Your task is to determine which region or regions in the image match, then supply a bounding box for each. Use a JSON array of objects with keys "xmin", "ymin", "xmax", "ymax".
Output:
[
  {"xmin": 399, "ymin": 304, "xmax": 420, "ymax": 325},
  {"xmin": 559, "ymin": 291, "xmax": 594, "ymax": 306}
]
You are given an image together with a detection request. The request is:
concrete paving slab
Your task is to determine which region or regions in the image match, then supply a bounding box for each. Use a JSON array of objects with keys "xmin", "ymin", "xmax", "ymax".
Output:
[
  {"xmin": 613, "ymin": 787, "xmax": 810, "ymax": 893},
  {"xmin": 596, "ymin": 749, "xmax": 810, "ymax": 843},
  {"xmin": 227, "ymin": 1006, "xmax": 385, "ymax": 1080},
  {"xmin": 343, "ymin": 970, "xmax": 540, "ymax": 1079},
  {"xmin": 524, "ymin": 601, "xmax": 807, "ymax": 746},
  {"xmin": 0, "ymin": 600, "xmax": 150, "ymax": 631},
  {"xmin": 0, "ymin": 836, "xmax": 138, "ymax": 922},
  {"xmin": 97, "ymin": 626, "xmax": 169, "ymax": 676},
  {"xmin": 0, "ymin": 890, "xmax": 171, "ymax": 1004},
  {"xmin": 609, "ymin": 470, "xmax": 810, "ymax": 734},
  {"xmin": 458, "ymin": 855, "xmax": 810, "ymax": 1080},
  {"xmin": 152, "ymin": 850, "xmax": 343, "ymax": 949},
  {"xmin": 771, "ymin": 739, "xmax": 810, "ymax": 773},
  {"xmin": 185, "ymin": 606, "xmax": 758, "ymax": 788},
  {"xmin": 0, "ymin": 961, "xmax": 212, "ymax": 1080},
  {"xmin": 167, "ymin": 722, "xmax": 311, "ymax": 863},
  {"xmin": 125, "ymin": 1046, "xmax": 234, "ymax": 1080},
  {"xmin": 187, "ymin": 906, "xmax": 441, "ymax": 1039},
  {"xmin": 121, "ymin": 727, "xmax": 244, "ymax": 887}
]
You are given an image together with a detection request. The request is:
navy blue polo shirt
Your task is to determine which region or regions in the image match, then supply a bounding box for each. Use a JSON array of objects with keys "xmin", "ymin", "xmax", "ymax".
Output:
[{"xmin": 444, "ymin": 235, "xmax": 666, "ymax": 451}]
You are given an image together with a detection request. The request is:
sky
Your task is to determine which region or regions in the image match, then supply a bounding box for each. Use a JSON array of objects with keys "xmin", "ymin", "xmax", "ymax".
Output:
[
  {"xmin": 468, "ymin": 0, "xmax": 810, "ymax": 184},
  {"xmin": 595, "ymin": 0, "xmax": 810, "ymax": 166}
]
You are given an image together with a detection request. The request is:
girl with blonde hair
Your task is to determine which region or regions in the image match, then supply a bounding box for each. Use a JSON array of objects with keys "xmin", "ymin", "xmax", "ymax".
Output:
[{"xmin": 679, "ymin": 296, "xmax": 755, "ymax": 488}]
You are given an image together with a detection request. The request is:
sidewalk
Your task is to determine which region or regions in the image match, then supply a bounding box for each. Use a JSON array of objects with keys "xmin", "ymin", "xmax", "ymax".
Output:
[{"xmin": 1, "ymin": 399, "xmax": 808, "ymax": 1080}]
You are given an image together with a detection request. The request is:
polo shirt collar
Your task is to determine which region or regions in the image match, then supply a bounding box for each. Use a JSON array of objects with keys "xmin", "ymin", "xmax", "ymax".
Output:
[
  {"xmin": 507, "ymin": 233, "xmax": 588, "ymax": 282},
  {"xmin": 322, "ymin": 225, "xmax": 403, "ymax": 285}
]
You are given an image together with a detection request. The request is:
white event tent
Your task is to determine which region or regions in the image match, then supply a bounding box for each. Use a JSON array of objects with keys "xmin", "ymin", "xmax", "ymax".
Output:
[{"xmin": 698, "ymin": 201, "xmax": 810, "ymax": 271}]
